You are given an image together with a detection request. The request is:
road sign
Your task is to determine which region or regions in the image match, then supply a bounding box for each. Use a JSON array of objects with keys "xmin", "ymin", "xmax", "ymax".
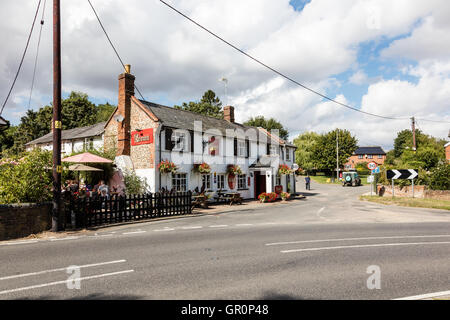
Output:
[
  {"xmin": 371, "ymin": 167, "xmax": 380, "ymax": 174},
  {"xmin": 367, "ymin": 162, "xmax": 377, "ymax": 170},
  {"xmin": 386, "ymin": 169, "xmax": 418, "ymax": 180},
  {"xmin": 367, "ymin": 175, "xmax": 374, "ymax": 183}
]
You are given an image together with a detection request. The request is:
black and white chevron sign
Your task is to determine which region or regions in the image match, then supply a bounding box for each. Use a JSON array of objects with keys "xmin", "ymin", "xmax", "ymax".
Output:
[{"xmin": 386, "ymin": 169, "xmax": 418, "ymax": 180}]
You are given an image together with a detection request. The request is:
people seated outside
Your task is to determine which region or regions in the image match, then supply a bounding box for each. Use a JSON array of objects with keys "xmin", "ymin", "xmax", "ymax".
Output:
[{"xmin": 98, "ymin": 180, "xmax": 110, "ymax": 199}]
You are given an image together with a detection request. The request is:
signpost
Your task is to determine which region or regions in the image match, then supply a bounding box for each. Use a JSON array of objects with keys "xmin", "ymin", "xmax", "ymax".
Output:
[
  {"xmin": 367, "ymin": 162, "xmax": 378, "ymax": 195},
  {"xmin": 386, "ymin": 169, "xmax": 419, "ymax": 198}
]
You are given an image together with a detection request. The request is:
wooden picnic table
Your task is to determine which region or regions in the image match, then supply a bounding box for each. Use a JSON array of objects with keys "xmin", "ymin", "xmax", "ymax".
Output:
[
  {"xmin": 223, "ymin": 192, "xmax": 243, "ymax": 206},
  {"xmin": 191, "ymin": 194, "xmax": 208, "ymax": 209}
]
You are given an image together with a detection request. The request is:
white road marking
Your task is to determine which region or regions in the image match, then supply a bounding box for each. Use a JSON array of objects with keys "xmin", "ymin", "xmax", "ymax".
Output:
[
  {"xmin": 122, "ymin": 231, "xmax": 147, "ymax": 235},
  {"xmin": 49, "ymin": 236, "xmax": 81, "ymax": 241},
  {"xmin": 181, "ymin": 226, "xmax": 203, "ymax": 230},
  {"xmin": 154, "ymin": 228, "xmax": 175, "ymax": 232},
  {"xmin": 209, "ymin": 225, "xmax": 228, "ymax": 228},
  {"xmin": 0, "ymin": 240, "xmax": 39, "ymax": 246},
  {"xmin": 281, "ymin": 241, "xmax": 450, "ymax": 253},
  {"xmin": 236, "ymin": 224, "xmax": 253, "ymax": 226},
  {"xmin": 393, "ymin": 290, "xmax": 450, "ymax": 300},
  {"xmin": 0, "ymin": 270, "xmax": 134, "ymax": 295},
  {"xmin": 266, "ymin": 234, "xmax": 450, "ymax": 246},
  {"xmin": 0, "ymin": 259, "xmax": 127, "ymax": 281}
]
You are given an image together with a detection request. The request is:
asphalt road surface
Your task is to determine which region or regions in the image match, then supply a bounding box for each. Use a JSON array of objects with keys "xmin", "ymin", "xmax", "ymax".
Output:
[{"xmin": 1, "ymin": 178, "xmax": 449, "ymax": 300}]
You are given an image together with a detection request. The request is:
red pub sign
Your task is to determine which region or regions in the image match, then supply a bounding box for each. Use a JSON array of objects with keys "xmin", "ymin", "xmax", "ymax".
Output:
[{"xmin": 131, "ymin": 128, "xmax": 154, "ymax": 146}]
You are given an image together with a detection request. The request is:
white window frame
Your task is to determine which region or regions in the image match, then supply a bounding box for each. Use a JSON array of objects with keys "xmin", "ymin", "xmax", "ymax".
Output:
[
  {"xmin": 368, "ymin": 155, "xmax": 373, "ymax": 159},
  {"xmin": 276, "ymin": 174, "xmax": 281, "ymax": 186},
  {"xmin": 378, "ymin": 155, "xmax": 383, "ymax": 159},
  {"xmin": 173, "ymin": 131, "xmax": 187, "ymax": 152},
  {"xmin": 358, "ymin": 155, "xmax": 363, "ymax": 159},
  {"xmin": 217, "ymin": 174, "xmax": 225, "ymax": 190},
  {"xmin": 202, "ymin": 174, "xmax": 211, "ymax": 190},
  {"xmin": 237, "ymin": 140, "xmax": 246, "ymax": 157},
  {"xmin": 238, "ymin": 174, "xmax": 247, "ymax": 190},
  {"xmin": 172, "ymin": 173, "xmax": 187, "ymax": 192}
]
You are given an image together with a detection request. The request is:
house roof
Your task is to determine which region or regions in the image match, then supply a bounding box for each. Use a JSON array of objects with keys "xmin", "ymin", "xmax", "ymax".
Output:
[
  {"xmin": 354, "ymin": 146, "xmax": 386, "ymax": 155},
  {"xmin": 0, "ymin": 116, "xmax": 8, "ymax": 127},
  {"xmin": 26, "ymin": 122, "xmax": 106, "ymax": 146},
  {"xmin": 249, "ymin": 155, "xmax": 287, "ymax": 168},
  {"xmin": 138, "ymin": 99, "xmax": 295, "ymax": 147},
  {"xmin": 445, "ymin": 142, "xmax": 450, "ymax": 148}
]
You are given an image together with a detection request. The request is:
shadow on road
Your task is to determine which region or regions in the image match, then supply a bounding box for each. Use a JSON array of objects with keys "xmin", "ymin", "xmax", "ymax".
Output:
[{"xmin": 14, "ymin": 293, "xmax": 144, "ymax": 300}]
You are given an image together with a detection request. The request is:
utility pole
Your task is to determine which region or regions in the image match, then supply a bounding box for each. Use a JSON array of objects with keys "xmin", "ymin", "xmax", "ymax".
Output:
[
  {"xmin": 411, "ymin": 116, "xmax": 416, "ymax": 151},
  {"xmin": 336, "ymin": 129, "xmax": 339, "ymax": 181},
  {"xmin": 52, "ymin": 0, "xmax": 62, "ymax": 232}
]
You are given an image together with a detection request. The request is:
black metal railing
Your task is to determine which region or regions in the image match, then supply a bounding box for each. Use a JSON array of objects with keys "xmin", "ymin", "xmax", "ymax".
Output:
[{"xmin": 64, "ymin": 191, "xmax": 192, "ymax": 229}]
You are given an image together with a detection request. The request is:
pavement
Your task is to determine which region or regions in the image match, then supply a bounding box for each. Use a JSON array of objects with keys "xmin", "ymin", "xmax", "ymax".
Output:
[{"xmin": 0, "ymin": 178, "xmax": 449, "ymax": 300}]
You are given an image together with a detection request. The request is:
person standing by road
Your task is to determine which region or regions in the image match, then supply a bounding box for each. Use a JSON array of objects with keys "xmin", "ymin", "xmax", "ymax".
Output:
[{"xmin": 305, "ymin": 175, "xmax": 311, "ymax": 190}]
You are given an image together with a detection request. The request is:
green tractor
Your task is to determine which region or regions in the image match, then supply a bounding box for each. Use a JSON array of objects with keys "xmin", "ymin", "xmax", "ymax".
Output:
[{"xmin": 342, "ymin": 172, "xmax": 362, "ymax": 187}]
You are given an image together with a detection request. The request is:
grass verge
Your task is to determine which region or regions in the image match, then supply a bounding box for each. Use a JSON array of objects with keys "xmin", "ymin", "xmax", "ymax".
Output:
[
  {"xmin": 360, "ymin": 195, "xmax": 450, "ymax": 211},
  {"xmin": 310, "ymin": 175, "xmax": 370, "ymax": 185}
]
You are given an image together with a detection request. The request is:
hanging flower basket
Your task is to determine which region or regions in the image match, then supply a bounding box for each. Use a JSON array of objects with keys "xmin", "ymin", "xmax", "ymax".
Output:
[
  {"xmin": 158, "ymin": 160, "xmax": 178, "ymax": 174},
  {"xmin": 227, "ymin": 164, "xmax": 243, "ymax": 176},
  {"xmin": 278, "ymin": 164, "xmax": 291, "ymax": 175},
  {"xmin": 193, "ymin": 162, "xmax": 211, "ymax": 174}
]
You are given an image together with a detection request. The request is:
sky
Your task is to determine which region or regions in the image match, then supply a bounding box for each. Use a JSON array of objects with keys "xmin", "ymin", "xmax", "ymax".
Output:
[{"xmin": 0, "ymin": 0, "xmax": 449, "ymax": 150}]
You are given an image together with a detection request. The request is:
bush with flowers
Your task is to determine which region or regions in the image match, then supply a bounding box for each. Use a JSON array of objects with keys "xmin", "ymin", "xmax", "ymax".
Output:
[
  {"xmin": 227, "ymin": 164, "xmax": 243, "ymax": 176},
  {"xmin": 281, "ymin": 192, "xmax": 290, "ymax": 201},
  {"xmin": 158, "ymin": 160, "xmax": 177, "ymax": 174},
  {"xmin": 193, "ymin": 162, "xmax": 211, "ymax": 174},
  {"xmin": 258, "ymin": 192, "xmax": 277, "ymax": 203},
  {"xmin": 278, "ymin": 164, "xmax": 291, "ymax": 175},
  {"xmin": 0, "ymin": 149, "xmax": 52, "ymax": 204}
]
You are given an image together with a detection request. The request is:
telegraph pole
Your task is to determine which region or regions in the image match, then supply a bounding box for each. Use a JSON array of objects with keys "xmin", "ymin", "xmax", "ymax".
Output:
[
  {"xmin": 411, "ymin": 116, "xmax": 416, "ymax": 151},
  {"xmin": 52, "ymin": 0, "xmax": 62, "ymax": 232},
  {"xmin": 336, "ymin": 129, "xmax": 339, "ymax": 181}
]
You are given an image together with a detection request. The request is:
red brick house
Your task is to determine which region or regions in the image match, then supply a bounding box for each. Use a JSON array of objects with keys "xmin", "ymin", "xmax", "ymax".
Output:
[
  {"xmin": 344, "ymin": 146, "xmax": 386, "ymax": 170},
  {"xmin": 445, "ymin": 142, "xmax": 450, "ymax": 162}
]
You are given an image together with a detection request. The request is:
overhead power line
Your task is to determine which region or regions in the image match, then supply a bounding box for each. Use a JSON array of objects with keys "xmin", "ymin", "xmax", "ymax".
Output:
[
  {"xmin": 87, "ymin": 0, "xmax": 145, "ymax": 100},
  {"xmin": 28, "ymin": 0, "xmax": 47, "ymax": 110},
  {"xmin": 0, "ymin": 0, "xmax": 42, "ymax": 117},
  {"xmin": 159, "ymin": 0, "xmax": 450, "ymax": 124}
]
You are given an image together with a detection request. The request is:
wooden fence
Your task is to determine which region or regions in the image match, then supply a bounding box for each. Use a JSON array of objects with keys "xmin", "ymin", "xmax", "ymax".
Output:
[{"xmin": 64, "ymin": 192, "xmax": 192, "ymax": 229}]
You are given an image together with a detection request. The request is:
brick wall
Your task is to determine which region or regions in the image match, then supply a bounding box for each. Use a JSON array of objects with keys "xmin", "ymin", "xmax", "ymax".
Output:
[
  {"xmin": 130, "ymin": 101, "xmax": 158, "ymax": 169},
  {"xmin": 377, "ymin": 185, "xmax": 450, "ymax": 200},
  {"xmin": 0, "ymin": 203, "xmax": 52, "ymax": 241}
]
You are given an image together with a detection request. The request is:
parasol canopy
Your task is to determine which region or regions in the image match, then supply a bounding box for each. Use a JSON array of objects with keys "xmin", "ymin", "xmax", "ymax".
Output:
[
  {"xmin": 62, "ymin": 152, "xmax": 113, "ymax": 163},
  {"xmin": 68, "ymin": 164, "xmax": 103, "ymax": 172}
]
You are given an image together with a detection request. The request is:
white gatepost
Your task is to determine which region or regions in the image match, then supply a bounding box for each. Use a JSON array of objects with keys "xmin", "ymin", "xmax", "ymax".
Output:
[{"xmin": 265, "ymin": 170, "xmax": 273, "ymax": 193}]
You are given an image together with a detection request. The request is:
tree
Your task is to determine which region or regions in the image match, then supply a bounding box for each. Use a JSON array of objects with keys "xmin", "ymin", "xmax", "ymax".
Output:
[
  {"xmin": 428, "ymin": 163, "xmax": 450, "ymax": 190},
  {"xmin": 244, "ymin": 116, "xmax": 289, "ymax": 140},
  {"xmin": 293, "ymin": 132, "xmax": 320, "ymax": 174},
  {"xmin": 95, "ymin": 102, "xmax": 116, "ymax": 123},
  {"xmin": 311, "ymin": 129, "xmax": 358, "ymax": 172},
  {"xmin": 174, "ymin": 90, "xmax": 223, "ymax": 119},
  {"xmin": 61, "ymin": 91, "xmax": 97, "ymax": 129}
]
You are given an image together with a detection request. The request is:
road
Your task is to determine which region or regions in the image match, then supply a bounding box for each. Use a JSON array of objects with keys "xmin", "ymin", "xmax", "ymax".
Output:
[{"xmin": 1, "ymin": 178, "xmax": 449, "ymax": 300}]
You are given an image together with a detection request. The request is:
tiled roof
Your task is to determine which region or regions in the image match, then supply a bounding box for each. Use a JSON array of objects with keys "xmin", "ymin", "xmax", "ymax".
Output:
[
  {"xmin": 26, "ymin": 122, "xmax": 106, "ymax": 146},
  {"xmin": 139, "ymin": 99, "xmax": 295, "ymax": 147},
  {"xmin": 354, "ymin": 146, "xmax": 386, "ymax": 155}
]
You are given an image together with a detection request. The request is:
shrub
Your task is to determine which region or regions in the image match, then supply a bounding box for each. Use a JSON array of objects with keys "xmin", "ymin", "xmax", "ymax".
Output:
[
  {"xmin": 0, "ymin": 149, "xmax": 52, "ymax": 204},
  {"xmin": 258, "ymin": 192, "xmax": 277, "ymax": 203},
  {"xmin": 123, "ymin": 170, "xmax": 149, "ymax": 195},
  {"xmin": 428, "ymin": 163, "xmax": 450, "ymax": 190},
  {"xmin": 281, "ymin": 192, "xmax": 290, "ymax": 200}
]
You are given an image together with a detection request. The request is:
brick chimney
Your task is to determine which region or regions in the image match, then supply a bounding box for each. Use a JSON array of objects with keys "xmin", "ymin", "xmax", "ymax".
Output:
[
  {"xmin": 224, "ymin": 106, "xmax": 235, "ymax": 123},
  {"xmin": 116, "ymin": 64, "xmax": 135, "ymax": 156}
]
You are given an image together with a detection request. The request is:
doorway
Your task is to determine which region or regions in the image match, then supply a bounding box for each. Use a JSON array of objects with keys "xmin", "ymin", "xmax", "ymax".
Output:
[{"xmin": 254, "ymin": 171, "xmax": 266, "ymax": 198}]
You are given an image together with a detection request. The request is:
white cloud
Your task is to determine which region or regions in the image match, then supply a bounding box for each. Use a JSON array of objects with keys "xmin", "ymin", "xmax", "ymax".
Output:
[{"xmin": 0, "ymin": 0, "xmax": 449, "ymax": 149}]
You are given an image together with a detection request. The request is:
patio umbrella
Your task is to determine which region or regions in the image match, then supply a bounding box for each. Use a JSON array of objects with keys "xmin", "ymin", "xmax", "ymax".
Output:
[
  {"xmin": 62, "ymin": 152, "xmax": 113, "ymax": 163},
  {"xmin": 68, "ymin": 164, "xmax": 103, "ymax": 171}
]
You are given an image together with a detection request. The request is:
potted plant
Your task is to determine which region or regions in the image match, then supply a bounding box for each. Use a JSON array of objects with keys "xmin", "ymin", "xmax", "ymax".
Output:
[
  {"xmin": 227, "ymin": 164, "xmax": 243, "ymax": 176},
  {"xmin": 258, "ymin": 192, "xmax": 268, "ymax": 203},
  {"xmin": 278, "ymin": 164, "xmax": 291, "ymax": 175},
  {"xmin": 158, "ymin": 160, "xmax": 178, "ymax": 174},
  {"xmin": 193, "ymin": 162, "xmax": 211, "ymax": 174},
  {"xmin": 281, "ymin": 192, "xmax": 290, "ymax": 201}
]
